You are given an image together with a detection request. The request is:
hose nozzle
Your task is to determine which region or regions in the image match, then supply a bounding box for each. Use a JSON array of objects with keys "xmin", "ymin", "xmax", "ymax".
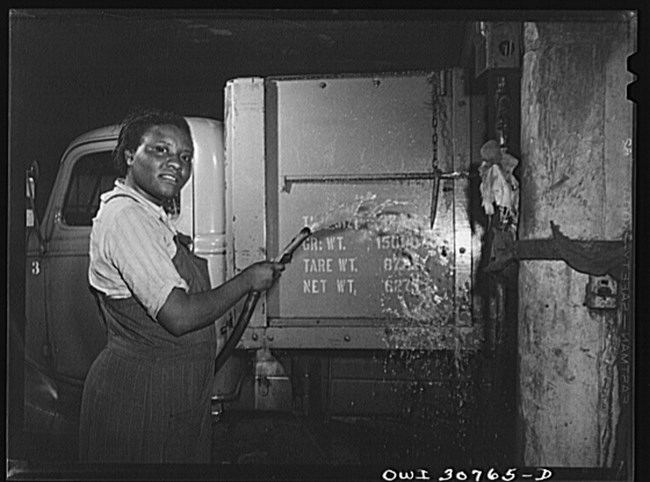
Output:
[{"xmin": 275, "ymin": 227, "xmax": 312, "ymax": 264}]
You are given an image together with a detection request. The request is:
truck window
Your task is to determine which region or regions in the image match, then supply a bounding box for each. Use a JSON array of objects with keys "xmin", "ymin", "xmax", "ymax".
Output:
[
  {"xmin": 62, "ymin": 151, "xmax": 181, "ymax": 226},
  {"xmin": 62, "ymin": 151, "xmax": 118, "ymax": 226}
]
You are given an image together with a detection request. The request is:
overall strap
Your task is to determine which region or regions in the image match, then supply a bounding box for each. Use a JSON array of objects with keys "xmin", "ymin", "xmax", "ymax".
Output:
[{"xmin": 171, "ymin": 235, "xmax": 211, "ymax": 294}]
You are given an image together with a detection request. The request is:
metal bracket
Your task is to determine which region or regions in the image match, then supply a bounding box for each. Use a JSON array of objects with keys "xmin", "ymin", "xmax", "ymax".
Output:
[
  {"xmin": 585, "ymin": 275, "xmax": 618, "ymax": 310},
  {"xmin": 485, "ymin": 222, "xmax": 627, "ymax": 281},
  {"xmin": 473, "ymin": 21, "xmax": 522, "ymax": 79}
]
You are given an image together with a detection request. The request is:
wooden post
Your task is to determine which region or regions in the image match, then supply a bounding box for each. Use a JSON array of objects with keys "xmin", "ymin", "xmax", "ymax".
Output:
[{"xmin": 518, "ymin": 18, "xmax": 634, "ymax": 467}]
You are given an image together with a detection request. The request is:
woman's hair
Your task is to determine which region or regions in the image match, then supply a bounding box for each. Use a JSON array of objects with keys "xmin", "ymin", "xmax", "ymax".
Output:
[{"xmin": 112, "ymin": 108, "xmax": 193, "ymax": 176}]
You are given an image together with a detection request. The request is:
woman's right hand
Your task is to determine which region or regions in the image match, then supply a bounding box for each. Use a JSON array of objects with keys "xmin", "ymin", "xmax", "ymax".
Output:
[
  {"xmin": 158, "ymin": 262, "xmax": 284, "ymax": 337},
  {"xmin": 244, "ymin": 261, "xmax": 285, "ymax": 292}
]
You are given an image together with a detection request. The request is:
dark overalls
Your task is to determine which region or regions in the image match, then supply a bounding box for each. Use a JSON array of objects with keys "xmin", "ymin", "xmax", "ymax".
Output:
[{"xmin": 79, "ymin": 227, "xmax": 216, "ymax": 463}]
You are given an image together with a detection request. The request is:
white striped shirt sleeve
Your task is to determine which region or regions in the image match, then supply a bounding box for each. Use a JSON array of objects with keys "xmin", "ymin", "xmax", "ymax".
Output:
[{"xmin": 103, "ymin": 203, "xmax": 189, "ymax": 320}]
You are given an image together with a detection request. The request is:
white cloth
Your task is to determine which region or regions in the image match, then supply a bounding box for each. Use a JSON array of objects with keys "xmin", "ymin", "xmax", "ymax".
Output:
[
  {"xmin": 478, "ymin": 144, "xmax": 520, "ymax": 222},
  {"xmin": 479, "ymin": 163, "xmax": 519, "ymax": 217}
]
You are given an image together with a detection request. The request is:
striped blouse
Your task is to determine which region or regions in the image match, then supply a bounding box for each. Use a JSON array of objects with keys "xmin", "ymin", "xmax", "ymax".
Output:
[{"xmin": 88, "ymin": 179, "xmax": 190, "ymax": 320}]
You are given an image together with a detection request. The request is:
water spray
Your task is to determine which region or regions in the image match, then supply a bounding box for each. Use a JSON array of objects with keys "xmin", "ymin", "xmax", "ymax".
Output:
[
  {"xmin": 214, "ymin": 195, "xmax": 449, "ymax": 373},
  {"xmin": 215, "ymin": 227, "xmax": 312, "ymax": 374}
]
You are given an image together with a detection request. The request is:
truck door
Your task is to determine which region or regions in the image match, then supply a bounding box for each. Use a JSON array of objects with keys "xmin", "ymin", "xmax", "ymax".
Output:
[
  {"xmin": 41, "ymin": 145, "xmax": 118, "ymax": 381},
  {"xmin": 227, "ymin": 69, "xmax": 484, "ymax": 349}
]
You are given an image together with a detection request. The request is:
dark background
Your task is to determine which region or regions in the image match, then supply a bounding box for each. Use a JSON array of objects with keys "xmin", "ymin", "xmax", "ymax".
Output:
[
  {"xmin": 9, "ymin": 8, "xmax": 476, "ymax": 217},
  {"xmin": 10, "ymin": 9, "xmax": 628, "ymax": 214}
]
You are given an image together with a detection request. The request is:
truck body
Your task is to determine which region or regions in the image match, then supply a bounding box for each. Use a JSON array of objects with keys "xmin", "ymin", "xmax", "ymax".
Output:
[{"xmin": 24, "ymin": 69, "xmax": 489, "ymax": 438}]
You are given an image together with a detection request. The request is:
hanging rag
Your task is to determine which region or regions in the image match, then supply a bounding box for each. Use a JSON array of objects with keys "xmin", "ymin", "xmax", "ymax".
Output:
[{"xmin": 478, "ymin": 140, "xmax": 520, "ymax": 230}]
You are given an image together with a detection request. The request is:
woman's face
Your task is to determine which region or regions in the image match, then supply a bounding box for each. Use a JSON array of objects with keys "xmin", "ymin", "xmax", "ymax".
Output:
[{"xmin": 124, "ymin": 124, "xmax": 193, "ymax": 205}]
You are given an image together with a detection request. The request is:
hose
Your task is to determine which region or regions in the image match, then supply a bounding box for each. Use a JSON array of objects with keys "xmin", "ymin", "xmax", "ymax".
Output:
[{"xmin": 214, "ymin": 227, "xmax": 312, "ymax": 374}]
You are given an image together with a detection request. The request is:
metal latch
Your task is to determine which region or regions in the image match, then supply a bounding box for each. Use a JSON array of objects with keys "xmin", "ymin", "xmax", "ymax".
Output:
[{"xmin": 585, "ymin": 275, "xmax": 618, "ymax": 310}]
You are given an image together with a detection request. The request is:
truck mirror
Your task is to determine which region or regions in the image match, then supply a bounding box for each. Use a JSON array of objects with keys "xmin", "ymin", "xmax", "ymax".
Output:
[
  {"xmin": 26, "ymin": 160, "xmax": 43, "ymax": 242},
  {"xmin": 26, "ymin": 176, "xmax": 36, "ymax": 201},
  {"xmin": 26, "ymin": 180, "xmax": 36, "ymax": 228},
  {"xmin": 26, "ymin": 160, "xmax": 39, "ymax": 200}
]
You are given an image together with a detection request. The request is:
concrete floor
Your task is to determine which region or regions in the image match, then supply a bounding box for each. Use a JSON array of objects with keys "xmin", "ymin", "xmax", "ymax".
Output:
[
  {"xmin": 211, "ymin": 411, "xmax": 474, "ymax": 466},
  {"xmin": 18, "ymin": 410, "xmax": 476, "ymax": 467}
]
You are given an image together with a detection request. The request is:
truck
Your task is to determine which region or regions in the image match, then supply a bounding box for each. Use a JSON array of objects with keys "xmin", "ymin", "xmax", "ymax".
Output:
[{"xmin": 23, "ymin": 70, "xmax": 494, "ymax": 458}]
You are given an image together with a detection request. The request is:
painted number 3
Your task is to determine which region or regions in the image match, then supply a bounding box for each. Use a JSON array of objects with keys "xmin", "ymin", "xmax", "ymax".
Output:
[{"xmin": 31, "ymin": 261, "xmax": 40, "ymax": 275}]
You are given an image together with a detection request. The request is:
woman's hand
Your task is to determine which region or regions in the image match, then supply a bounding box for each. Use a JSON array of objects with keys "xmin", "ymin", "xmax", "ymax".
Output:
[
  {"xmin": 158, "ymin": 260, "xmax": 285, "ymax": 336},
  {"xmin": 243, "ymin": 261, "xmax": 285, "ymax": 292}
]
